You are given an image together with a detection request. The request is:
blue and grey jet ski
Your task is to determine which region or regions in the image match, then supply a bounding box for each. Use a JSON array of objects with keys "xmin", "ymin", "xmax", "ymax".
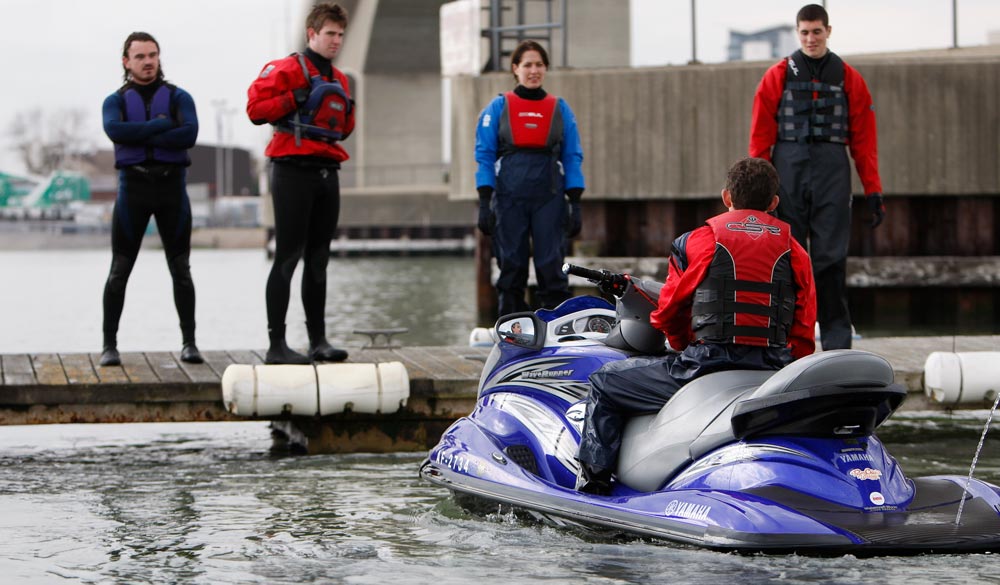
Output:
[{"xmin": 420, "ymin": 265, "xmax": 1000, "ymax": 555}]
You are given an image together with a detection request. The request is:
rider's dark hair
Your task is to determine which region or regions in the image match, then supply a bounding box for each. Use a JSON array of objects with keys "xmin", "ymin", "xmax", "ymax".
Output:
[
  {"xmin": 121, "ymin": 32, "xmax": 164, "ymax": 83},
  {"xmin": 726, "ymin": 158, "xmax": 779, "ymax": 211},
  {"xmin": 796, "ymin": 4, "xmax": 829, "ymax": 27},
  {"xmin": 306, "ymin": 2, "xmax": 348, "ymax": 33},
  {"xmin": 511, "ymin": 40, "xmax": 549, "ymax": 83}
]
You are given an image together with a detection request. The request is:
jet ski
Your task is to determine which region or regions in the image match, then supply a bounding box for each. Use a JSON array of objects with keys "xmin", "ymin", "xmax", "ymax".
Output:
[{"xmin": 420, "ymin": 264, "xmax": 1000, "ymax": 555}]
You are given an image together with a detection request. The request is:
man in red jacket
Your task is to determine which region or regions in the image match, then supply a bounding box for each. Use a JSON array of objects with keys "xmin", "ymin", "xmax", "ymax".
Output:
[
  {"xmin": 576, "ymin": 158, "xmax": 817, "ymax": 495},
  {"xmin": 247, "ymin": 2, "xmax": 355, "ymax": 364},
  {"xmin": 749, "ymin": 3, "xmax": 884, "ymax": 351}
]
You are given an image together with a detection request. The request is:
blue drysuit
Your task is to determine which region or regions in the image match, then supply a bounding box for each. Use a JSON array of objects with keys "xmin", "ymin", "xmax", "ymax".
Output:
[{"xmin": 475, "ymin": 86, "xmax": 585, "ymax": 316}]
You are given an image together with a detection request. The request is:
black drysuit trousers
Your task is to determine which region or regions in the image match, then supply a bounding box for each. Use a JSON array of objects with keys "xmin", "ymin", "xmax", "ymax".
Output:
[{"xmin": 772, "ymin": 141, "xmax": 853, "ymax": 350}]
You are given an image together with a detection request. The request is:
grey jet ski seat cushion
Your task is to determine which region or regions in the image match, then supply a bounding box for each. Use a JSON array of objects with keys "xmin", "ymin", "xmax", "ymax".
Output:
[
  {"xmin": 616, "ymin": 350, "xmax": 898, "ymax": 492},
  {"xmin": 617, "ymin": 369, "xmax": 775, "ymax": 492}
]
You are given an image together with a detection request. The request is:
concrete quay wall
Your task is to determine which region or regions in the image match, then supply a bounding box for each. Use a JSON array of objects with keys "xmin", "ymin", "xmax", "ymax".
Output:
[
  {"xmin": 455, "ymin": 46, "xmax": 1000, "ymax": 317},
  {"xmin": 449, "ymin": 45, "xmax": 1000, "ymax": 202}
]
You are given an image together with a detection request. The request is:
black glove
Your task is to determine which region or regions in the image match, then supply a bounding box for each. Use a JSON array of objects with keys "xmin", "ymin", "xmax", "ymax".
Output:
[
  {"xmin": 866, "ymin": 193, "xmax": 885, "ymax": 228},
  {"xmin": 565, "ymin": 188, "xmax": 583, "ymax": 238},
  {"xmin": 477, "ymin": 186, "xmax": 494, "ymax": 236},
  {"xmin": 292, "ymin": 87, "xmax": 309, "ymax": 106}
]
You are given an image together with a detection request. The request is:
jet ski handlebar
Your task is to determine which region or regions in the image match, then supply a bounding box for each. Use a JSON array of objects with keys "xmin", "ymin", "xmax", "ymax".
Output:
[{"xmin": 562, "ymin": 263, "xmax": 629, "ymax": 297}]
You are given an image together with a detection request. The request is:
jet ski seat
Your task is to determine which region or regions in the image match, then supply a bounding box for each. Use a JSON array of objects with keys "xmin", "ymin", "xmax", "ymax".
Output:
[
  {"xmin": 617, "ymin": 369, "xmax": 775, "ymax": 492},
  {"xmin": 617, "ymin": 350, "xmax": 901, "ymax": 492}
]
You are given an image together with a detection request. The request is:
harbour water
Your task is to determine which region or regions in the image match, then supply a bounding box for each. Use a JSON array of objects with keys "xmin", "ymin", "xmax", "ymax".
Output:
[
  {"xmin": 1, "ymin": 249, "xmax": 1000, "ymax": 582},
  {"xmin": 0, "ymin": 419, "xmax": 998, "ymax": 583},
  {"xmin": 0, "ymin": 249, "xmax": 476, "ymax": 354}
]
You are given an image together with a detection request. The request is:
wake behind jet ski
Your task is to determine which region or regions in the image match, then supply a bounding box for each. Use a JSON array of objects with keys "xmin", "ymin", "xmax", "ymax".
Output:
[{"xmin": 420, "ymin": 264, "xmax": 1000, "ymax": 555}]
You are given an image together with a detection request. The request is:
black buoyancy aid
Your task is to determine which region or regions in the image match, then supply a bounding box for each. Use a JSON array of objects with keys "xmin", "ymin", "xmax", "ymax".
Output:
[
  {"xmin": 778, "ymin": 50, "xmax": 849, "ymax": 144},
  {"xmin": 276, "ymin": 53, "xmax": 353, "ymax": 146},
  {"xmin": 496, "ymin": 91, "xmax": 564, "ymax": 198},
  {"xmin": 115, "ymin": 83, "xmax": 188, "ymax": 167},
  {"xmin": 691, "ymin": 210, "xmax": 797, "ymax": 347}
]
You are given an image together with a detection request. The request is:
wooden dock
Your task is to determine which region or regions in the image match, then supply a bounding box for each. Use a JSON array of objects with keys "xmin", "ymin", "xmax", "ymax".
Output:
[
  {"xmin": 0, "ymin": 347, "xmax": 489, "ymax": 442},
  {"xmin": 1, "ymin": 336, "xmax": 998, "ymax": 453}
]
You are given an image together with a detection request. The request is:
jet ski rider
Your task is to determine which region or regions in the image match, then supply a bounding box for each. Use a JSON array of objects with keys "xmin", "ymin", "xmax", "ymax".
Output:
[{"xmin": 576, "ymin": 157, "xmax": 818, "ymax": 495}]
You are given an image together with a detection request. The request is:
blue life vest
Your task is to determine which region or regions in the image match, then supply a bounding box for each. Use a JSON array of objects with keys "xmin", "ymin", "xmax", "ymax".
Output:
[
  {"xmin": 496, "ymin": 91, "xmax": 564, "ymax": 199},
  {"xmin": 114, "ymin": 83, "xmax": 190, "ymax": 167},
  {"xmin": 275, "ymin": 53, "xmax": 353, "ymax": 146},
  {"xmin": 777, "ymin": 51, "xmax": 849, "ymax": 144}
]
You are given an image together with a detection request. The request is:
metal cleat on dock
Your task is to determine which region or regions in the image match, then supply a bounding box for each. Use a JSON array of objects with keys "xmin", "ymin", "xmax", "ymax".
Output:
[{"xmin": 353, "ymin": 328, "xmax": 409, "ymax": 349}]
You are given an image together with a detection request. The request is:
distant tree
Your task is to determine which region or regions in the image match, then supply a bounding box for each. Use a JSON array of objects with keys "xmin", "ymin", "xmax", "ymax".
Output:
[{"xmin": 8, "ymin": 107, "xmax": 95, "ymax": 175}]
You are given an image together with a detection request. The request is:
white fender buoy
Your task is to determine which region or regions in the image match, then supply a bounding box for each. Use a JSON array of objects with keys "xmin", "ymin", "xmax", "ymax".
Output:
[
  {"xmin": 469, "ymin": 327, "xmax": 496, "ymax": 347},
  {"xmin": 221, "ymin": 362, "xmax": 410, "ymax": 417},
  {"xmin": 924, "ymin": 352, "xmax": 1000, "ymax": 405},
  {"xmin": 316, "ymin": 362, "xmax": 409, "ymax": 414}
]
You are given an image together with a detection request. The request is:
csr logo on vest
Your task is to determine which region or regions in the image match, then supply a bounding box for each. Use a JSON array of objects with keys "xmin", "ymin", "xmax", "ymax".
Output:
[{"xmin": 725, "ymin": 215, "xmax": 782, "ymax": 239}]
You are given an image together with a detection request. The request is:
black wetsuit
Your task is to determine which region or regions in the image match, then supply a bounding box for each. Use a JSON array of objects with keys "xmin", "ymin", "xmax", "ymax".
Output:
[
  {"xmin": 265, "ymin": 159, "xmax": 340, "ymax": 332},
  {"xmin": 101, "ymin": 80, "xmax": 198, "ymax": 348}
]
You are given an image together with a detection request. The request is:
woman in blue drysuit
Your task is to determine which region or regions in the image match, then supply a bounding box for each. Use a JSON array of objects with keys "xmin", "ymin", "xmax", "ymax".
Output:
[{"xmin": 474, "ymin": 40, "xmax": 585, "ymax": 317}]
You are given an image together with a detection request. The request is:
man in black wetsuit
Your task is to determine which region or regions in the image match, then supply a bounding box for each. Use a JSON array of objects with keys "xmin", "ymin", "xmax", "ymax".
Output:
[
  {"xmin": 246, "ymin": 3, "xmax": 355, "ymax": 364},
  {"xmin": 99, "ymin": 31, "xmax": 201, "ymax": 367}
]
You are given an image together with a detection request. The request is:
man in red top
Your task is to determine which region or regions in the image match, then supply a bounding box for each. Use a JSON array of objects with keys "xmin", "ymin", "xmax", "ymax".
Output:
[
  {"xmin": 576, "ymin": 158, "xmax": 816, "ymax": 495},
  {"xmin": 749, "ymin": 4, "xmax": 883, "ymax": 351},
  {"xmin": 247, "ymin": 2, "xmax": 356, "ymax": 364}
]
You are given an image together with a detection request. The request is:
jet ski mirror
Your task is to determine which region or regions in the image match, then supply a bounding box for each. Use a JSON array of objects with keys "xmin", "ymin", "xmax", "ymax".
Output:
[{"xmin": 496, "ymin": 313, "xmax": 545, "ymax": 350}]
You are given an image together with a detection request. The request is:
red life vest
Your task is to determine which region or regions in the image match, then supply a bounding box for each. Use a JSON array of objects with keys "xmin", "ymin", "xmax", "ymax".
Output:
[
  {"xmin": 498, "ymin": 91, "xmax": 561, "ymax": 153},
  {"xmin": 691, "ymin": 210, "xmax": 797, "ymax": 347}
]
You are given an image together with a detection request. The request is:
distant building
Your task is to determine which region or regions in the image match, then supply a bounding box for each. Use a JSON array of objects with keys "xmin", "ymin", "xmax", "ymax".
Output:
[{"xmin": 728, "ymin": 25, "xmax": 796, "ymax": 62}]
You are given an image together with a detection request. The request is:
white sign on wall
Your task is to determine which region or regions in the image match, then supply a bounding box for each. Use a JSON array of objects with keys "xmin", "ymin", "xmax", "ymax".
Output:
[{"xmin": 440, "ymin": 0, "xmax": 482, "ymax": 77}]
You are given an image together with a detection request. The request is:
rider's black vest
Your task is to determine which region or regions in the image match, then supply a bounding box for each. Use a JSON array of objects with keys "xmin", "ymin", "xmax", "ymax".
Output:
[{"xmin": 778, "ymin": 50, "xmax": 849, "ymax": 144}]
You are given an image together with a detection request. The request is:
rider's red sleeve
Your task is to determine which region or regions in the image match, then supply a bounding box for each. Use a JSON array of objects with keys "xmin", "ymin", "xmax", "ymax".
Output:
[{"xmin": 650, "ymin": 226, "xmax": 715, "ymax": 351}]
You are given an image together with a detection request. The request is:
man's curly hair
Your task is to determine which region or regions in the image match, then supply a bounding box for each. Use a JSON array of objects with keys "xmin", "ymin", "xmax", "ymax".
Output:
[{"xmin": 726, "ymin": 157, "xmax": 779, "ymax": 210}]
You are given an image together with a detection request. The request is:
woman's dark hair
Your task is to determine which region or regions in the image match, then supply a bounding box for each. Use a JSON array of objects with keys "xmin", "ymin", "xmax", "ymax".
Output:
[
  {"xmin": 510, "ymin": 40, "xmax": 549, "ymax": 83},
  {"xmin": 121, "ymin": 31, "xmax": 164, "ymax": 83}
]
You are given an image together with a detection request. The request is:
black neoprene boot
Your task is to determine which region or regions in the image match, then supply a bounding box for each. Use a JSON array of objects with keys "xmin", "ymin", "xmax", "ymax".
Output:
[
  {"xmin": 265, "ymin": 325, "xmax": 311, "ymax": 365},
  {"xmin": 99, "ymin": 346, "xmax": 121, "ymax": 367},
  {"xmin": 306, "ymin": 321, "xmax": 348, "ymax": 363},
  {"xmin": 180, "ymin": 325, "xmax": 203, "ymax": 364},
  {"xmin": 99, "ymin": 333, "xmax": 121, "ymax": 367},
  {"xmin": 575, "ymin": 463, "xmax": 613, "ymax": 496},
  {"xmin": 180, "ymin": 343, "xmax": 204, "ymax": 364}
]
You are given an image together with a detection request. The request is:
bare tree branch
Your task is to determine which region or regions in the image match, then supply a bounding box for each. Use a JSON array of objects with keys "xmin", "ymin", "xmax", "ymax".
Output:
[{"xmin": 7, "ymin": 107, "xmax": 96, "ymax": 175}]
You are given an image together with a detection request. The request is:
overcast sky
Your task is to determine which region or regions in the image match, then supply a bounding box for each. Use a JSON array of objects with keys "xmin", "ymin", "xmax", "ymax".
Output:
[{"xmin": 1, "ymin": 0, "xmax": 998, "ymax": 176}]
